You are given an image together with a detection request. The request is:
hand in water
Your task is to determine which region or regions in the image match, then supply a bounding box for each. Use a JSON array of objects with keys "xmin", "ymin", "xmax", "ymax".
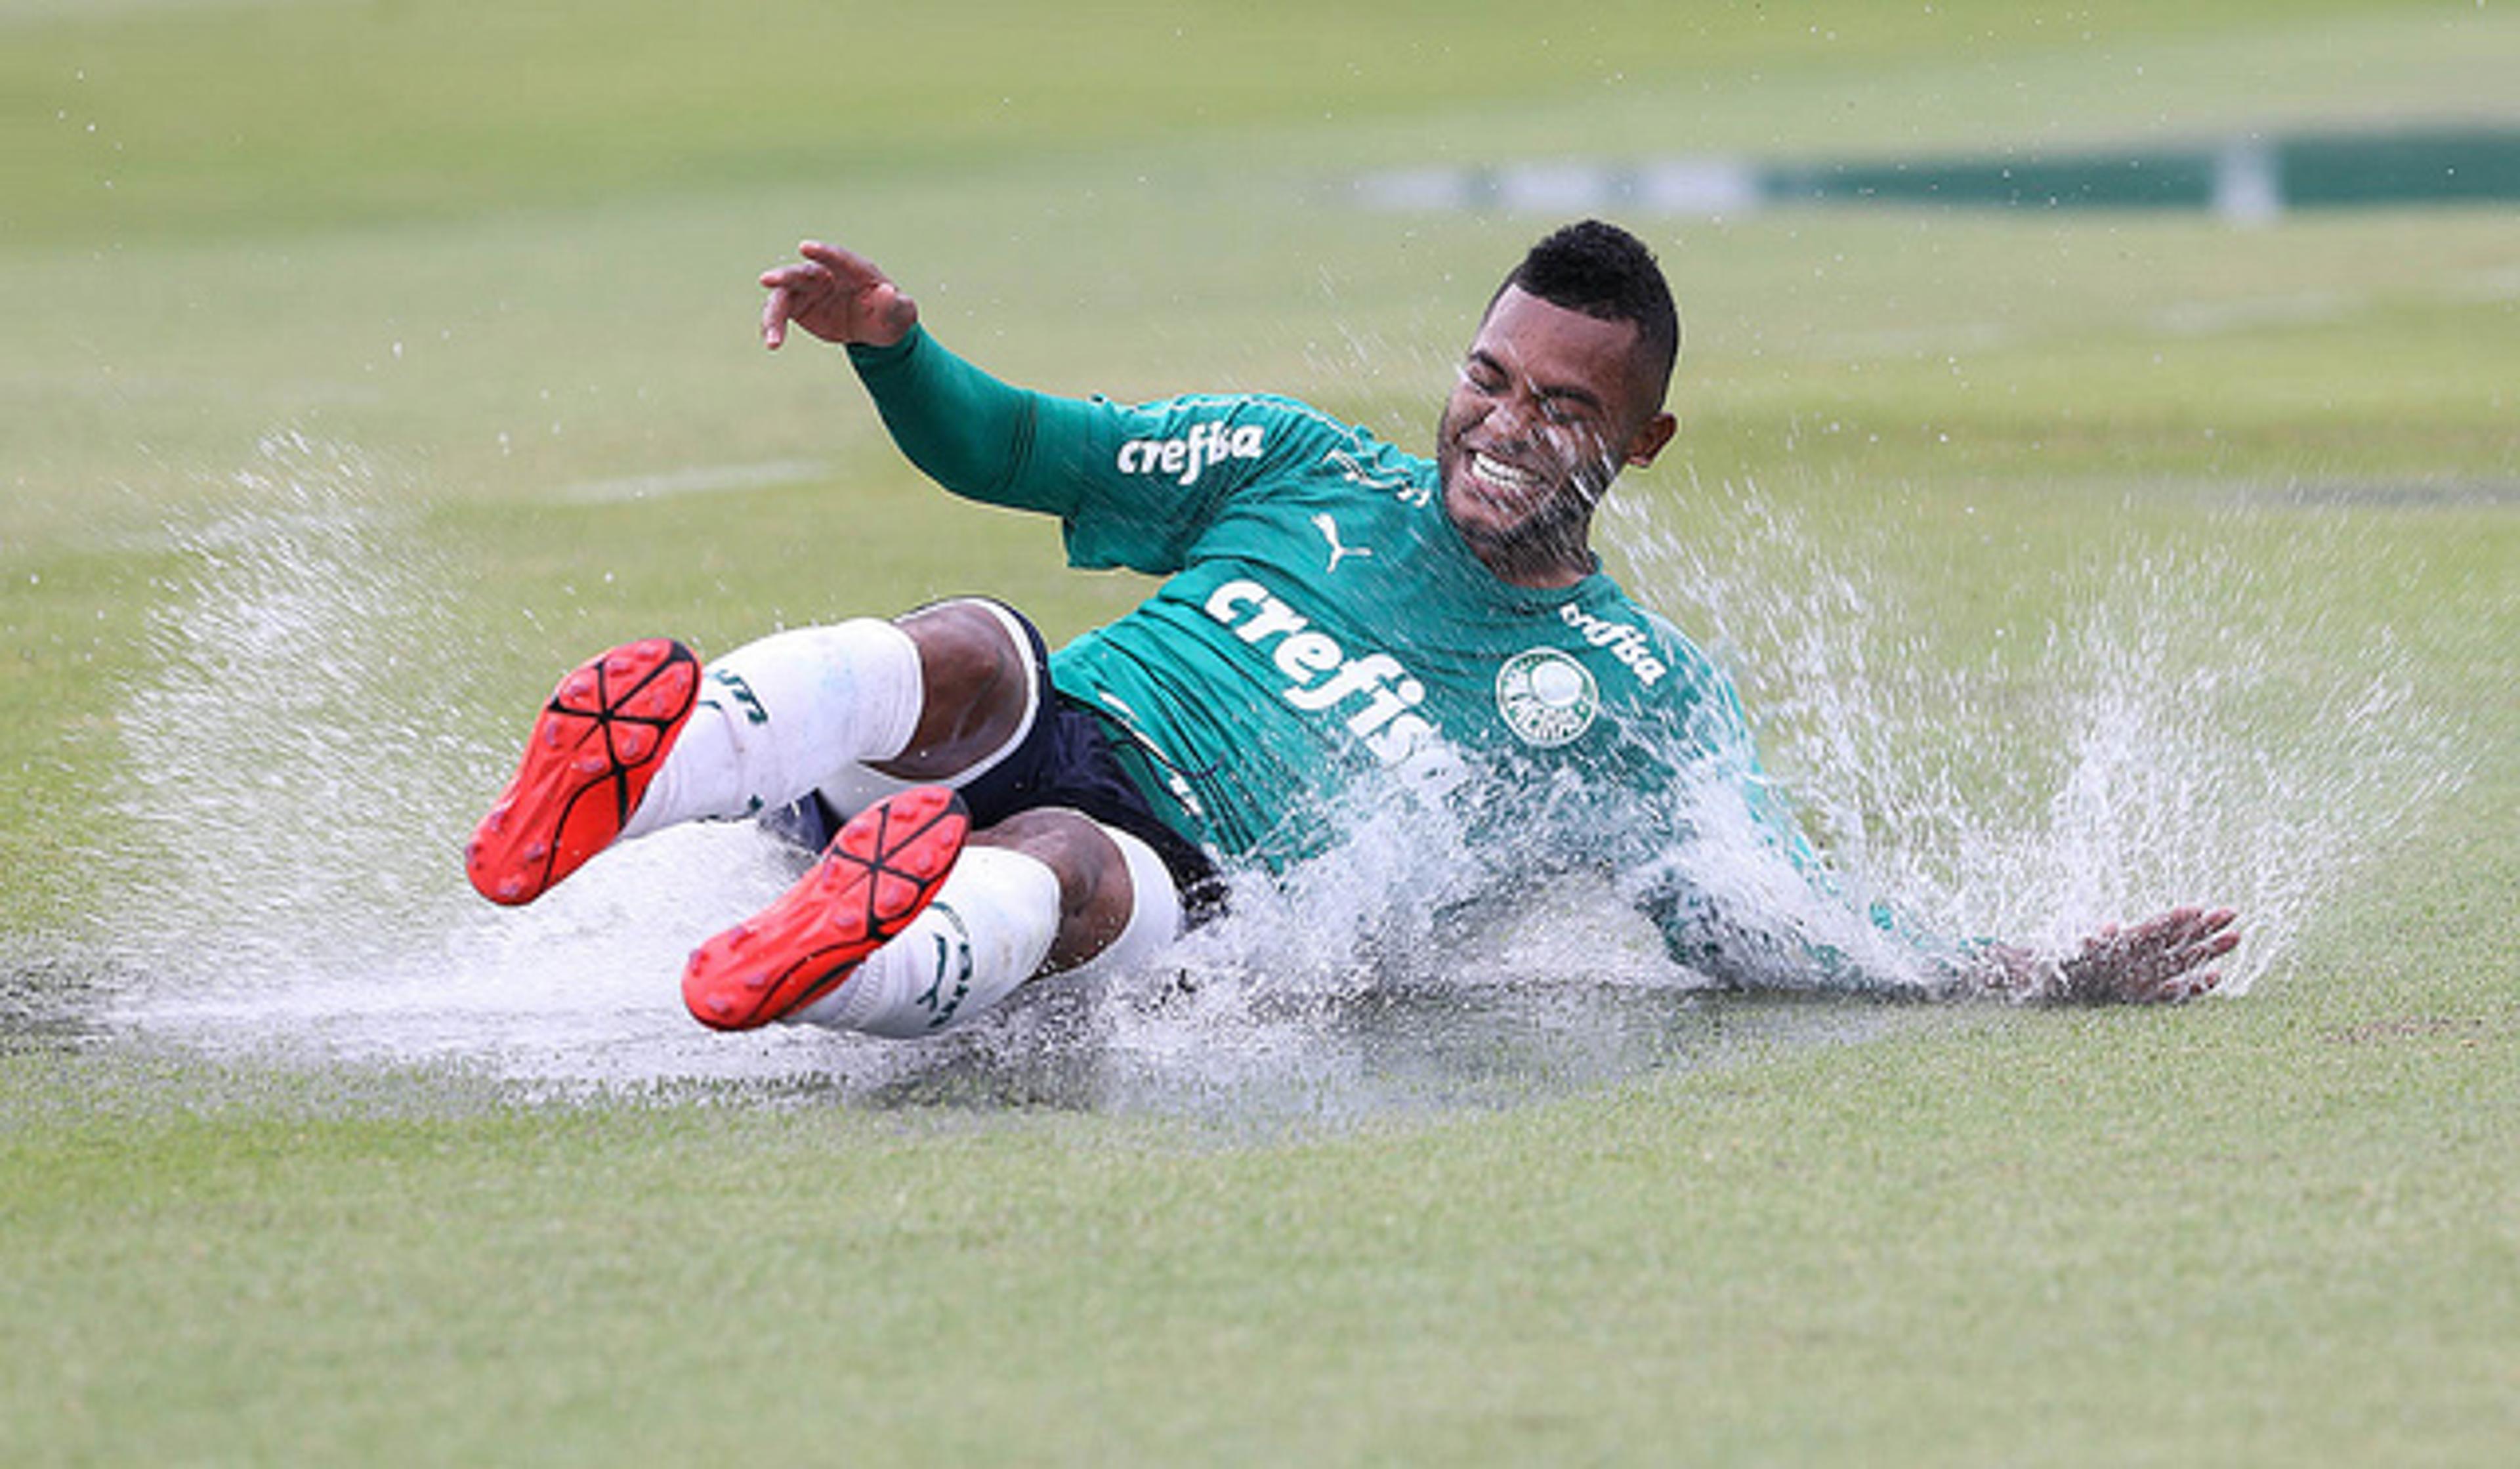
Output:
[{"xmin": 1984, "ymin": 906, "xmax": 2240, "ymax": 1004}]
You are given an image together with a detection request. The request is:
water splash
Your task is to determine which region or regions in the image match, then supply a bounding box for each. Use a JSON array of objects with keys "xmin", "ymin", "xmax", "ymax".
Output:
[
  {"xmin": 87, "ymin": 437, "xmax": 1845, "ymax": 1116},
  {"xmin": 99, "ymin": 434, "xmax": 845, "ymax": 1085},
  {"xmin": 85, "ymin": 441, "xmax": 2468, "ymax": 1118},
  {"xmin": 110, "ymin": 433, "xmax": 488, "ymax": 961},
  {"xmin": 1601, "ymin": 474, "xmax": 2471, "ymax": 993}
]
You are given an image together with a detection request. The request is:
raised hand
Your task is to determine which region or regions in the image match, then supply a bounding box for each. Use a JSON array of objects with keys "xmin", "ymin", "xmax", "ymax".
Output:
[{"xmin": 759, "ymin": 241, "xmax": 920, "ymax": 350}]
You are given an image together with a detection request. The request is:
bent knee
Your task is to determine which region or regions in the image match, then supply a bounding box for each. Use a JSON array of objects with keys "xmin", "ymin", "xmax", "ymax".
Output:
[
  {"xmin": 971, "ymin": 807, "xmax": 1117, "ymax": 883},
  {"xmin": 971, "ymin": 809, "xmax": 1139, "ymax": 969},
  {"xmin": 880, "ymin": 599, "xmax": 1037, "ymax": 778}
]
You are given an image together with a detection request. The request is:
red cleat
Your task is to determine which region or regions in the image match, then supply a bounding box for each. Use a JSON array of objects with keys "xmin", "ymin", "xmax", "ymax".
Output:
[
  {"xmin": 466, "ymin": 638, "xmax": 701, "ymax": 906},
  {"xmin": 682, "ymin": 785, "xmax": 970, "ymax": 1031}
]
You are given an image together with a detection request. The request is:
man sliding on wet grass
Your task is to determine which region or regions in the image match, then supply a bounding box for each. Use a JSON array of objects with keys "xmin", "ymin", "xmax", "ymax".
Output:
[{"xmin": 466, "ymin": 221, "xmax": 2237, "ymax": 1038}]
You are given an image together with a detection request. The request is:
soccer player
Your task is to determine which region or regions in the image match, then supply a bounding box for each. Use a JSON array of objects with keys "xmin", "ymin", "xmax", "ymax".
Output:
[{"xmin": 465, "ymin": 221, "xmax": 2237, "ymax": 1038}]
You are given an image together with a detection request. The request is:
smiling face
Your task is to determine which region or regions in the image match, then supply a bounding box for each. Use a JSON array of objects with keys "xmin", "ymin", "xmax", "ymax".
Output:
[{"xmin": 1435, "ymin": 286, "xmax": 1677, "ymax": 588}]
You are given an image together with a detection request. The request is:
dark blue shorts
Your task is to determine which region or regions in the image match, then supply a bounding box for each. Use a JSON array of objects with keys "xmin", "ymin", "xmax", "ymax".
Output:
[
  {"xmin": 960, "ymin": 691, "xmax": 1227, "ymax": 920},
  {"xmin": 763, "ymin": 603, "xmax": 1226, "ymax": 920}
]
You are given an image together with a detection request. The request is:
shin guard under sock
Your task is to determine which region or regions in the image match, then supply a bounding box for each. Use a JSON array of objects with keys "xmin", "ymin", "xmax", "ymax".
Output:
[{"xmin": 622, "ymin": 620, "xmax": 923, "ymax": 840}]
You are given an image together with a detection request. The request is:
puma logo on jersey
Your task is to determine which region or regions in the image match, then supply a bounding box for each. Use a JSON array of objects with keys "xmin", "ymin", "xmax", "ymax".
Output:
[
  {"xmin": 1116, "ymin": 421, "xmax": 1265, "ymax": 486},
  {"xmin": 1311, "ymin": 513, "xmax": 1374, "ymax": 574}
]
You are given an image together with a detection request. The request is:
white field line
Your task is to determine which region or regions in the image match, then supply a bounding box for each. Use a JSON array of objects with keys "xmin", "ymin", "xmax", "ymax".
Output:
[
  {"xmin": 2451, "ymin": 264, "xmax": 2520, "ymax": 303},
  {"xmin": 1794, "ymin": 264, "xmax": 2517, "ymax": 363},
  {"xmin": 2149, "ymin": 290, "xmax": 2353, "ymax": 336},
  {"xmin": 1798, "ymin": 322, "xmax": 2018, "ymax": 362},
  {"xmin": 547, "ymin": 458, "xmax": 831, "ymax": 505},
  {"xmin": 0, "ymin": 0, "xmax": 332, "ymax": 22}
]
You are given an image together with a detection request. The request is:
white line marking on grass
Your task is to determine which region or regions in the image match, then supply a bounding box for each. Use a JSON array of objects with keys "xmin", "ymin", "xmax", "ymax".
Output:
[
  {"xmin": 1787, "ymin": 265, "xmax": 2515, "ymax": 366},
  {"xmin": 547, "ymin": 459, "xmax": 830, "ymax": 505},
  {"xmin": 2151, "ymin": 291, "xmax": 2352, "ymax": 337},
  {"xmin": 1803, "ymin": 321, "xmax": 2017, "ymax": 361},
  {"xmin": 2452, "ymin": 265, "xmax": 2520, "ymax": 302},
  {"xmin": 0, "ymin": 0, "xmax": 329, "ymax": 22}
]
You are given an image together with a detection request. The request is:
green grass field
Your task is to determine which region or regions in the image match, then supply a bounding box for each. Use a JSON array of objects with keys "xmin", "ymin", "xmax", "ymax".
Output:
[{"xmin": 5, "ymin": 1, "xmax": 2516, "ymax": 1462}]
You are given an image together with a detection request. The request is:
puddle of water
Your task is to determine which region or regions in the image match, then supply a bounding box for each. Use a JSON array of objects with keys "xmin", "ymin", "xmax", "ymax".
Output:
[{"xmin": 35, "ymin": 436, "xmax": 2477, "ymax": 1121}]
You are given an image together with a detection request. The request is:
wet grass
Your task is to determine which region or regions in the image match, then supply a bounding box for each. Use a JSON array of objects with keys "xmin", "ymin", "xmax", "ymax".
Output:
[
  {"xmin": 7, "ymin": 893, "xmax": 2514, "ymax": 1464},
  {"xmin": 3, "ymin": 0, "xmax": 2517, "ymax": 1462}
]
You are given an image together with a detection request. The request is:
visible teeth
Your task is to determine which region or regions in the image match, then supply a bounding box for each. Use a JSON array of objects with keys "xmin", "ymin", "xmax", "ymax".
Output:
[{"xmin": 1472, "ymin": 452, "xmax": 1540, "ymax": 492}]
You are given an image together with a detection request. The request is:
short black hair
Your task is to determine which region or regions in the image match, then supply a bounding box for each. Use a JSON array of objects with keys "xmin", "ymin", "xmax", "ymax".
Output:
[{"xmin": 1496, "ymin": 219, "xmax": 1680, "ymax": 402}]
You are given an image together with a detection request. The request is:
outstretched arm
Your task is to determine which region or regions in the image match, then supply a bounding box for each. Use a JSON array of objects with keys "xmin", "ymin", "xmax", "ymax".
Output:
[
  {"xmin": 758, "ymin": 239, "xmax": 1085, "ymax": 515},
  {"xmin": 1660, "ymin": 884, "xmax": 2242, "ymax": 1006},
  {"xmin": 754, "ymin": 238, "xmax": 1274, "ymax": 564},
  {"xmin": 1623, "ymin": 692, "xmax": 2240, "ymax": 1006}
]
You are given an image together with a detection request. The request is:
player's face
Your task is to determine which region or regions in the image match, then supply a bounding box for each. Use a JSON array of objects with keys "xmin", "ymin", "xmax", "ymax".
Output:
[{"xmin": 1436, "ymin": 286, "xmax": 1674, "ymax": 584}]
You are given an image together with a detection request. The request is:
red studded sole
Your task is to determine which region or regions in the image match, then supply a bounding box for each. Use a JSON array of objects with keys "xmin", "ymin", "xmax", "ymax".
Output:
[
  {"xmin": 465, "ymin": 638, "xmax": 700, "ymax": 906},
  {"xmin": 682, "ymin": 786, "xmax": 970, "ymax": 1032}
]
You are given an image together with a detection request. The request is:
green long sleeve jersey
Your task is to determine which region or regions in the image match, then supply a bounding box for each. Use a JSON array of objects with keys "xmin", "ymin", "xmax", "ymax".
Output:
[{"xmin": 848, "ymin": 327, "xmax": 1937, "ymax": 987}]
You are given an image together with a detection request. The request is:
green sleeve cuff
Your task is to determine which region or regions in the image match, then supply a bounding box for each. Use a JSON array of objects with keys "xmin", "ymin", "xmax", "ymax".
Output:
[{"xmin": 844, "ymin": 325, "xmax": 925, "ymax": 372}]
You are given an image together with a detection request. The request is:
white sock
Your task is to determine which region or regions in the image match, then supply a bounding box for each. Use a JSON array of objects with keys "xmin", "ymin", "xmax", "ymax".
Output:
[
  {"xmin": 621, "ymin": 620, "xmax": 923, "ymax": 840},
  {"xmin": 791, "ymin": 845, "xmax": 1062, "ymax": 1038},
  {"xmin": 791, "ymin": 824, "xmax": 1186, "ymax": 1038},
  {"xmin": 809, "ymin": 597, "xmax": 1045, "ymax": 823},
  {"xmin": 1060, "ymin": 826, "xmax": 1184, "ymax": 982}
]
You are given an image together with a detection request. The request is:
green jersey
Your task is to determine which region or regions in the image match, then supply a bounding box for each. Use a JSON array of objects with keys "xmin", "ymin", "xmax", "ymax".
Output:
[{"xmin": 850, "ymin": 327, "xmax": 1928, "ymax": 983}]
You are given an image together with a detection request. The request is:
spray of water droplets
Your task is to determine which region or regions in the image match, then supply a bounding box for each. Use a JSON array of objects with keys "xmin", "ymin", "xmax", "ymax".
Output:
[
  {"xmin": 112, "ymin": 434, "xmax": 487, "ymax": 956},
  {"xmin": 88, "ymin": 440, "xmax": 2470, "ymax": 1117},
  {"xmin": 88, "ymin": 437, "xmax": 1843, "ymax": 1114},
  {"xmin": 102, "ymin": 435, "xmax": 852, "ymax": 1086},
  {"xmin": 1601, "ymin": 474, "xmax": 2473, "ymax": 992}
]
